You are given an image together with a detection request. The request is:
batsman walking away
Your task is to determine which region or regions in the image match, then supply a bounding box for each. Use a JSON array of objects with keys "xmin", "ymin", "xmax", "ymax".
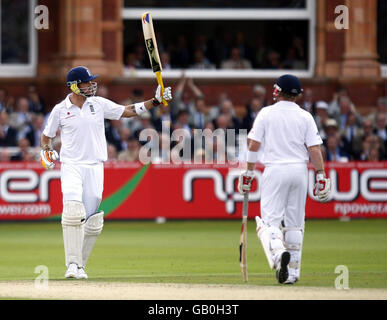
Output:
[
  {"xmin": 238, "ymin": 74, "xmax": 331, "ymax": 284},
  {"xmin": 40, "ymin": 66, "xmax": 172, "ymax": 279}
]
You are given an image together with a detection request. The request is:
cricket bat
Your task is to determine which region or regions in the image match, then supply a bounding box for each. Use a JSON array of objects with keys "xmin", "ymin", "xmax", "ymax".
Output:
[
  {"xmin": 141, "ymin": 12, "xmax": 168, "ymax": 106},
  {"xmin": 239, "ymin": 192, "xmax": 249, "ymax": 282}
]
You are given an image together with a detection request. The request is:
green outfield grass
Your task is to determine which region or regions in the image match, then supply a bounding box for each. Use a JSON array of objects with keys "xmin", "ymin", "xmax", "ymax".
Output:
[{"xmin": 0, "ymin": 219, "xmax": 386, "ymax": 288}]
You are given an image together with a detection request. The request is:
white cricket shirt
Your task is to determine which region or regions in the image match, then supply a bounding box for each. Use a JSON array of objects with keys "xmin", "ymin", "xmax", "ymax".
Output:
[
  {"xmin": 248, "ymin": 100, "xmax": 322, "ymax": 165},
  {"xmin": 43, "ymin": 94, "xmax": 125, "ymax": 164}
]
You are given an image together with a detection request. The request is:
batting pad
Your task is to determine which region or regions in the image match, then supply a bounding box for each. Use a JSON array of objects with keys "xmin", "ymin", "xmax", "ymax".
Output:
[
  {"xmin": 61, "ymin": 201, "xmax": 86, "ymax": 267},
  {"xmin": 283, "ymin": 227, "xmax": 304, "ymax": 279},
  {"xmin": 256, "ymin": 217, "xmax": 285, "ymax": 269},
  {"xmin": 82, "ymin": 211, "xmax": 104, "ymax": 267}
]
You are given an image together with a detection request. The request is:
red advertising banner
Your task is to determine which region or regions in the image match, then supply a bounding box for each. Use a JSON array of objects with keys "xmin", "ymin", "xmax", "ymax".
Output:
[{"xmin": 0, "ymin": 162, "xmax": 386, "ymax": 220}]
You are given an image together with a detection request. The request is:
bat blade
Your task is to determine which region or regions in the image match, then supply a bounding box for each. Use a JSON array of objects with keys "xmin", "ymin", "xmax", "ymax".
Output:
[
  {"xmin": 141, "ymin": 12, "xmax": 168, "ymax": 106},
  {"xmin": 239, "ymin": 192, "xmax": 249, "ymax": 282}
]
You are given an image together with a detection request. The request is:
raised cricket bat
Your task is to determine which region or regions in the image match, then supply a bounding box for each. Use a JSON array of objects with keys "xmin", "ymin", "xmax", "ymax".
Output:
[
  {"xmin": 239, "ymin": 192, "xmax": 249, "ymax": 282},
  {"xmin": 141, "ymin": 12, "xmax": 168, "ymax": 106}
]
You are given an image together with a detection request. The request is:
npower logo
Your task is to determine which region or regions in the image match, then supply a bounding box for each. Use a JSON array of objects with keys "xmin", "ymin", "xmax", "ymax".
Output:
[
  {"xmin": 183, "ymin": 169, "xmax": 387, "ymax": 214},
  {"xmin": 0, "ymin": 170, "xmax": 60, "ymax": 203}
]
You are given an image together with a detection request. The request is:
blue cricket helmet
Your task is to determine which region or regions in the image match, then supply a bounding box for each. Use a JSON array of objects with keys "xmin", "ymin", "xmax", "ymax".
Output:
[
  {"xmin": 66, "ymin": 66, "xmax": 98, "ymax": 97},
  {"xmin": 66, "ymin": 66, "xmax": 98, "ymax": 86},
  {"xmin": 274, "ymin": 74, "xmax": 303, "ymax": 96}
]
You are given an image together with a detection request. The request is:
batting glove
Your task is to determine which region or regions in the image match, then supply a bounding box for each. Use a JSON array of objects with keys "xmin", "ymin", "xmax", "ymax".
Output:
[
  {"xmin": 238, "ymin": 170, "xmax": 255, "ymax": 194},
  {"xmin": 154, "ymin": 85, "xmax": 172, "ymax": 104},
  {"xmin": 40, "ymin": 149, "xmax": 59, "ymax": 170},
  {"xmin": 313, "ymin": 172, "xmax": 331, "ymax": 202}
]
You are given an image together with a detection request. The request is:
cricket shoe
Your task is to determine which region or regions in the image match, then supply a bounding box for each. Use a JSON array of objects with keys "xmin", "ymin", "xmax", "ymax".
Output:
[
  {"xmin": 77, "ymin": 267, "xmax": 88, "ymax": 279},
  {"xmin": 284, "ymin": 268, "xmax": 299, "ymax": 284},
  {"xmin": 65, "ymin": 263, "xmax": 79, "ymax": 279},
  {"xmin": 275, "ymin": 251, "xmax": 291, "ymax": 284},
  {"xmin": 284, "ymin": 276, "xmax": 298, "ymax": 285}
]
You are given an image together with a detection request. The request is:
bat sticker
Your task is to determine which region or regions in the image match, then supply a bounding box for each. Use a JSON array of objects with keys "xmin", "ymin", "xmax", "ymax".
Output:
[{"xmin": 146, "ymin": 39, "xmax": 161, "ymax": 73}]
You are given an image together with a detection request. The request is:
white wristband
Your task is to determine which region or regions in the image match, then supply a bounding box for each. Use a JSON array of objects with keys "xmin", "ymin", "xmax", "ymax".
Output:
[
  {"xmin": 135, "ymin": 102, "xmax": 147, "ymax": 115},
  {"xmin": 246, "ymin": 150, "xmax": 258, "ymax": 163}
]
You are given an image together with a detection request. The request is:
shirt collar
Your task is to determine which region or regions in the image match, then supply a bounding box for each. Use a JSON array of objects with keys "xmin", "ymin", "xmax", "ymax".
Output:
[
  {"xmin": 65, "ymin": 94, "xmax": 91, "ymax": 109},
  {"xmin": 65, "ymin": 94, "xmax": 73, "ymax": 109},
  {"xmin": 276, "ymin": 100, "xmax": 300, "ymax": 109}
]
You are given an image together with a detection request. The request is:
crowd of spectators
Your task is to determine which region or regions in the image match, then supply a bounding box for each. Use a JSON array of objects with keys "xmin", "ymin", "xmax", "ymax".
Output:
[
  {"xmin": 0, "ymin": 78, "xmax": 387, "ymax": 163},
  {"xmin": 124, "ymin": 31, "xmax": 307, "ymax": 71}
]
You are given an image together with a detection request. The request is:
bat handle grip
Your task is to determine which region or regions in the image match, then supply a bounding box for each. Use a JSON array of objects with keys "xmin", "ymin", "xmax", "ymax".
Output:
[{"xmin": 156, "ymin": 71, "xmax": 168, "ymax": 106}]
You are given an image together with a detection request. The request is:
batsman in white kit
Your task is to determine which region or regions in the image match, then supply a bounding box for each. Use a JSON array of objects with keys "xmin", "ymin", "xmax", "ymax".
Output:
[
  {"xmin": 238, "ymin": 74, "xmax": 331, "ymax": 284},
  {"xmin": 40, "ymin": 66, "xmax": 172, "ymax": 279}
]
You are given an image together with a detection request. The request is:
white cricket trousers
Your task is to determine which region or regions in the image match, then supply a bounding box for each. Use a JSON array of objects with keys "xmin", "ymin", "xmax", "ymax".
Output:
[
  {"xmin": 260, "ymin": 163, "xmax": 308, "ymax": 229},
  {"xmin": 61, "ymin": 162, "xmax": 104, "ymax": 219}
]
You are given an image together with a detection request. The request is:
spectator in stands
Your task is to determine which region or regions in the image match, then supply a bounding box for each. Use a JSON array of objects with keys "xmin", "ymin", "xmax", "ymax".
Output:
[
  {"xmin": 118, "ymin": 127, "xmax": 132, "ymax": 152},
  {"xmin": 160, "ymin": 52, "xmax": 172, "ymax": 70},
  {"xmin": 234, "ymin": 31, "xmax": 253, "ymax": 64},
  {"xmin": 190, "ymin": 49, "xmax": 216, "ymax": 69},
  {"xmin": 11, "ymin": 138, "xmax": 33, "ymax": 161},
  {"xmin": 0, "ymin": 111, "xmax": 18, "ymax": 146},
  {"xmin": 264, "ymin": 50, "xmax": 283, "ymax": 69},
  {"xmin": 221, "ymin": 47, "xmax": 252, "ymax": 69},
  {"xmin": 368, "ymin": 146, "xmax": 382, "ymax": 161},
  {"xmin": 232, "ymin": 104, "xmax": 251, "ymax": 132},
  {"xmin": 283, "ymin": 47, "xmax": 306, "ymax": 70},
  {"xmin": 125, "ymin": 51, "xmax": 143, "ymax": 70},
  {"xmin": 314, "ymin": 101, "xmax": 329, "ymax": 140},
  {"xmin": 107, "ymin": 144, "xmax": 118, "ymax": 162},
  {"xmin": 341, "ymin": 112, "xmax": 362, "ymax": 157},
  {"xmin": 190, "ymin": 96, "xmax": 214, "ymax": 129},
  {"xmin": 118, "ymin": 137, "xmax": 141, "ymax": 162},
  {"xmin": 9, "ymin": 96, "xmax": 34, "ymax": 141},
  {"xmin": 373, "ymin": 112, "xmax": 387, "ymax": 145},
  {"xmin": 173, "ymin": 110, "xmax": 192, "ymax": 137},
  {"xmin": 0, "ymin": 148, "xmax": 11, "ymax": 162},
  {"xmin": 30, "ymin": 113, "xmax": 45, "ymax": 147},
  {"xmin": 283, "ymin": 37, "xmax": 306, "ymax": 69},
  {"xmin": 171, "ymin": 35, "xmax": 190, "ymax": 68},
  {"xmin": 328, "ymin": 86, "xmax": 353, "ymax": 119},
  {"xmin": 0, "ymin": 88, "xmax": 15, "ymax": 113},
  {"xmin": 27, "ymin": 85, "xmax": 45, "ymax": 114},
  {"xmin": 245, "ymin": 85, "xmax": 267, "ymax": 126},
  {"xmin": 352, "ymin": 119, "xmax": 375, "ymax": 159},
  {"xmin": 368, "ymin": 97, "xmax": 387, "ymax": 126},
  {"xmin": 105, "ymin": 119, "xmax": 123, "ymax": 152},
  {"xmin": 0, "ymin": 88, "xmax": 8, "ymax": 112},
  {"xmin": 324, "ymin": 134, "xmax": 351, "ymax": 162},
  {"xmin": 322, "ymin": 118, "xmax": 349, "ymax": 156},
  {"xmin": 359, "ymin": 134, "xmax": 385, "ymax": 161},
  {"xmin": 152, "ymin": 104, "xmax": 172, "ymax": 132},
  {"xmin": 133, "ymin": 111, "xmax": 155, "ymax": 142},
  {"xmin": 253, "ymin": 35, "xmax": 267, "ymax": 68},
  {"xmin": 300, "ymin": 88, "xmax": 315, "ymax": 114},
  {"xmin": 332, "ymin": 96, "xmax": 362, "ymax": 131}
]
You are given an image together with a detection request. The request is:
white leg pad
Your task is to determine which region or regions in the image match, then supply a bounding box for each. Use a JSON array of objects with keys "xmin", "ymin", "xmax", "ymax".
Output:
[
  {"xmin": 61, "ymin": 201, "xmax": 86, "ymax": 267},
  {"xmin": 256, "ymin": 216, "xmax": 286, "ymax": 270},
  {"xmin": 82, "ymin": 211, "xmax": 104, "ymax": 268},
  {"xmin": 283, "ymin": 227, "xmax": 304, "ymax": 280}
]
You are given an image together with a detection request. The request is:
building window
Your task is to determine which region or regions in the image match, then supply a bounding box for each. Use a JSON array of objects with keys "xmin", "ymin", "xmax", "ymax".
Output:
[
  {"xmin": 0, "ymin": 0, "xmax": 37, "ymax": 77},
  {"xmin": 378, "ymin": 0, "xmax": 387, "ymax": 77},
  {"xmin": 122, "ymin": 0, "xmax": 315, "ymax": 79}
]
